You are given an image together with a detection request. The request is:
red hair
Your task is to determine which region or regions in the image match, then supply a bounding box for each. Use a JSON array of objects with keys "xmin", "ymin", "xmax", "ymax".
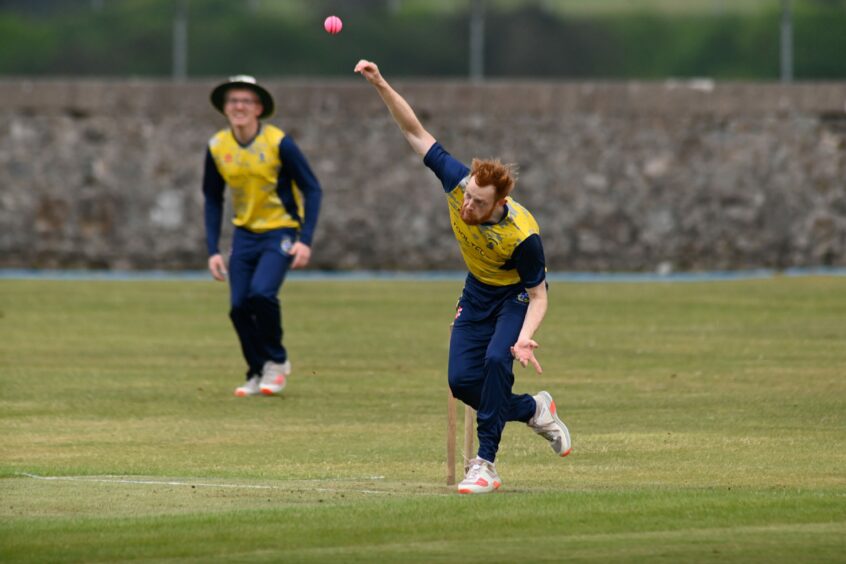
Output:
[{"xmin": 470, "ymin": 158, "xmax": 517, "ymax": 200}]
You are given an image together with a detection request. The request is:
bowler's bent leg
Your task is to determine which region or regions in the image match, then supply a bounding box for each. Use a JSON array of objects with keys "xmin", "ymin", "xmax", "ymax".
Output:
[
  {"xmin": 475, "ymin": 300, "xmax": 537, "ymax": 463},
  {"xmin": 447, "ymin": 312, "xmax": 492, "ymax": 411}
]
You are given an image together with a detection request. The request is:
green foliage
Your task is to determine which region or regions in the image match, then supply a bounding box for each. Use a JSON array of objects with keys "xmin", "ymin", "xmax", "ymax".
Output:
[
  {"xmin": 0, "ymin": 1, "xmax": 844, "ymax": 79},
  {"xmin": 794, "ymin": 1, "xmax": 846, "ymax": 78},
  {"xmin": 0, "ymin": 14, "xmax": 57, "ymax": 74}
]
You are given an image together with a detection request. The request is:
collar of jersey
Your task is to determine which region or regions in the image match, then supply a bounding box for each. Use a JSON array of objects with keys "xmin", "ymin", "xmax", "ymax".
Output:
[
  {"xmin": 230, "ymin": 123, "xmax": 263, "ymax": 149},
  {"xmin": 481, "ymin": 203, "xmax": 510, "ymax": 226}
]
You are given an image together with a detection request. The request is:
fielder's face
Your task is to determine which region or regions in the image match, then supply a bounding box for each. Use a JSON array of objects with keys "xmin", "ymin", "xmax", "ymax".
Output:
[
  {"xmin": 224, "ymin": 88, "xmax": 263, "ymax": 128},
  {"xmin": 460, "ymin": 177, "xmax": 504, "ymax": 225}
]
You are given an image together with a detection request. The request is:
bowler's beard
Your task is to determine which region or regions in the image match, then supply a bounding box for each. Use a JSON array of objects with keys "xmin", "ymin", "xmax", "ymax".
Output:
[{"xmin": 460, "ymin": 201, "xmax": 495, "ymax": 225}]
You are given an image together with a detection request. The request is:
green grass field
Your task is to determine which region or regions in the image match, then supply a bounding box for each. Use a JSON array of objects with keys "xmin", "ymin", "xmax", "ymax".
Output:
[{"xmin": 1, "ymin": 276, "xmax": 844, "ymax": 563}]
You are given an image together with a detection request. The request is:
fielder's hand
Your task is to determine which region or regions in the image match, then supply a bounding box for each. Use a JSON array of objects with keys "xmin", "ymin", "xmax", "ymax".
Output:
[
  {"xmin": 511, "ymin": 338, "xmax": 543, "ymax": 374},
  {"xmin": 208, "ymin": 253, "xmax": 228, "ymax": 282}
]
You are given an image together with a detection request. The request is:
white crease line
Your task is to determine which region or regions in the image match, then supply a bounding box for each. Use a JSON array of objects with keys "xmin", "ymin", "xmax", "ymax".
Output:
[
  {"xmin": 286, "ymin": 475, "xmax": 385, "ymax": 482},
  {"xmin": 18, "ymin": 473, "xmax": 392, "ymax": 495},
  {"xmin": 316, "ymin": 488, "xmax": 387, "ymax": 495}
]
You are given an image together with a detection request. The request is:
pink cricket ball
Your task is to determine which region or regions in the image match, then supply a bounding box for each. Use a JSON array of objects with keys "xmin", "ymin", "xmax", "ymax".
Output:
[{"xmin": 324, "ymin": 15, "xmax": 343, "ymax": 35}]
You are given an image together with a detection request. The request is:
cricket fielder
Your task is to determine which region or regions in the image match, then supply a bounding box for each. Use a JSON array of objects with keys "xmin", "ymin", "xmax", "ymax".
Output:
[
  {"xmin": 355, "ymin": 60, "xmax": 571, "ymax": 494},
  {"xmin": 202, "ymin": 75, "xmax": 322, "ymax": 397}
]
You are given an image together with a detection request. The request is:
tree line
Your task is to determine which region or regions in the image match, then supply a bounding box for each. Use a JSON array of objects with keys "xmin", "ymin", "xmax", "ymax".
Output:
[{"xmin": 0, "ymin": 0, "xmax": 844, "ymax": 79}]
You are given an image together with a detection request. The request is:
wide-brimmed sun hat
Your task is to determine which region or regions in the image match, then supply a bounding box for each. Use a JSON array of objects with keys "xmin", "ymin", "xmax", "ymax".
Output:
[{"xmin": 210, "ymin": 75, "xmax": 274, "ymax": 119}]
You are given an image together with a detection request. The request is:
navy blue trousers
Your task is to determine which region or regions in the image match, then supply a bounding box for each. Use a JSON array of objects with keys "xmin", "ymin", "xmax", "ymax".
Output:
[
  {"xmin": 228, "ymin": 227, "xmax": 296, "ymax": 379},
  {"xmin": 448, "ymin": 289, "xmax": 537, "ymax": 463}
]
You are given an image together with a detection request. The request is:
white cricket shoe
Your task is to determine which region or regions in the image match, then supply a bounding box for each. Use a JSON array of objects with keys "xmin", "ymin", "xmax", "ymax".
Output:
[
  {"xmin": 457, "ymin": 457, "xmax": 502, "ymax": 494},
  {"xmin": 528, "ymin": 391, "xmax": 572, "ymax": 457},
  {"xmin": 234, "ymin": 375, "xmax": 261, "ymax": 397},
  {"xmin": 259, "ymin": 360, "xmax": 291, "ymax": 395}
]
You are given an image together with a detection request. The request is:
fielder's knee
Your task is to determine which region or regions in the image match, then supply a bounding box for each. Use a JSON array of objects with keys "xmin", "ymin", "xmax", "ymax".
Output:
[{"xmin": 247, "ymin": 293, "xmax": 278, "ymax": 310}]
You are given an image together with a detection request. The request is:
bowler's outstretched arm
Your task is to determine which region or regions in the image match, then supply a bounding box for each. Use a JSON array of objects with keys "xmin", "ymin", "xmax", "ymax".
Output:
[{"xmin": 354, "ymin": 59, "xmax": 436, "ymax": 157}]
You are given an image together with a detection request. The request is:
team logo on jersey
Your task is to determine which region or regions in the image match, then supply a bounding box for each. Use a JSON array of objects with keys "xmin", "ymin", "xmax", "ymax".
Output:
[
  {"xmin": 224, "ymin": 153, "xmax": 233, "ymax": 163},
  {"xmin": 280, "ymin": 237, "xmax": 294, "ymax": 254},
  {"xmin": 259, "ymin": 152, "xmax": 265, "ymax": 162},
  {"xmin": 486, "ymin": 231, "xmax": 504, "ymax": 249},
  {"xmin": 515, "ymin": 292, "xmax": 530, "ymax": 304}
]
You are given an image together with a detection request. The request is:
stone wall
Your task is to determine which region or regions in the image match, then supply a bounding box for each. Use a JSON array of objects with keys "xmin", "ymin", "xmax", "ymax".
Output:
[{"xmin": 1, "ymin": 78, "xmax": 844, "ymax": 271}]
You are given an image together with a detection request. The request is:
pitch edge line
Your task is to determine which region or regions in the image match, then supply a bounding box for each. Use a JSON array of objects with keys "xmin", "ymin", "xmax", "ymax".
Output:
[{"xmin": 17, "ymin": 472, "xmax": 393, "ymax": 495}]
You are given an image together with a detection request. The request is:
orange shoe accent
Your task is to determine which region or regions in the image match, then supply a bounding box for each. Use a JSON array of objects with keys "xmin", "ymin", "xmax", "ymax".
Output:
[
  {"xmin": 260, "ymin": 388, "xmax": 275, "ymax": 396},
  {"xmin": 457, "ymin": 480, "xmax": 500, "ymax": 494},
  {"xmin": 549, "ymin": 400, "xmax": 557, "ymax": 415},
  {"xmin": 273, "ymin": 375, "xmax": 286, "ymax": 385},
  {"xmin": 560, "ymin": 447, "xmax": 572, "ymax": 457}
]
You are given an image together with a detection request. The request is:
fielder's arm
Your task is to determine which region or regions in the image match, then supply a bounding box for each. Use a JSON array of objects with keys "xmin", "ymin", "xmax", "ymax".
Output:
[
  {"xmin": 511, "ymin": 282, "xmax": 548, "ymax": 374},
  {"xmin": 354, "ymin": 59, "xmax": 436, "ymax": 157},
  {"xmin": 202, "ymin": 148, "xmax": 228, "ymax": 282}
]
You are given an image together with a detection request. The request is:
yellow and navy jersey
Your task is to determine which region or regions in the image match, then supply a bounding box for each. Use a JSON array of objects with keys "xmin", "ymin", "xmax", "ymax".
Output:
[
  {"xmin": 202, "ymin": 123, "xmax": 322, "ymax": 256},
  {"xmin": 423, "ymin": 142, "xmax": 546, "ymax": 294}
]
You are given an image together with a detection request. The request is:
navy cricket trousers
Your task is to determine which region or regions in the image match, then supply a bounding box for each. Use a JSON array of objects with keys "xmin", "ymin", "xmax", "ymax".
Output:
[
  {"xmin": 448, "ymin": 290, "xmax": 537, "ymax": 463},
  {"xmin": 228, "ymin": 226, "xmax": 296, "ymax": 379}
]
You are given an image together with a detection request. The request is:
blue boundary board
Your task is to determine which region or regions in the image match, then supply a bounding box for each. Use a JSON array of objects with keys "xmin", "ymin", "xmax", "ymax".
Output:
[{"xmin": 1, "ymin": 268, "xmax": 845, "ymax": 283}]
